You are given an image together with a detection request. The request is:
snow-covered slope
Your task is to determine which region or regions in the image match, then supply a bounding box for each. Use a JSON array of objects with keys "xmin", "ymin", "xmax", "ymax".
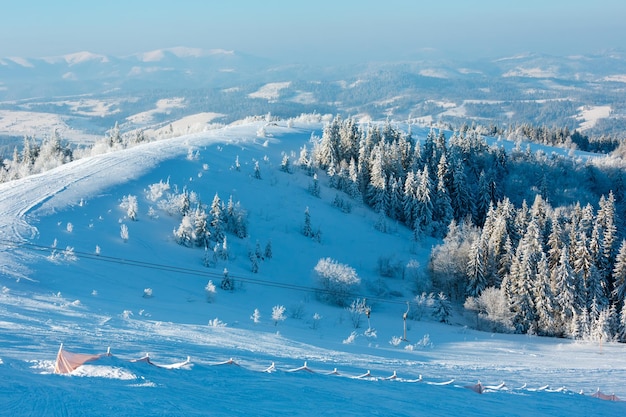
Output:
[{"xmin": 0, "ymin": 120, "xmax": 624, "ymax": 416}]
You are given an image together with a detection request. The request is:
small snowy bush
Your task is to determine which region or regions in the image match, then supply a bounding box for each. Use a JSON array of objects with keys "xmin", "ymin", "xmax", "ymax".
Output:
[
  {"xmin": 143, "ymin": 288, "xmax": 153, "ymax": 298},
  {"xmin": 343, "ymin": 331, "xmax": 357, "ymax": 344},
  {"xmin": 208, "ymin": 318, "xmax": 227, "ymax": 327},
  {"xmin": 389, "ymin": 336, "xmax": 402, "ymax": 346}
]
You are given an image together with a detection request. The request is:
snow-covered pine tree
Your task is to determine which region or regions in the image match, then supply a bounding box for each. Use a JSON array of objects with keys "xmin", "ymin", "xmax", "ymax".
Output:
[
  {"xmin": 534, "ymin": 253, "xmax": 557, "ymax": 336},
  {"xmin": 413, "ymin": 166, "xmax": 434, "ymax": 236},
  {"xmin": 553, "ymin": 247, "xmax": 577, "ymax": 335},
  {"xmin": 193, "ymin": 205, "xmax": 210, "ymax": 247},
  {"xmin": 173, "ymin": 214, "xmax": 194, "ymax": 247},
  {"xmin": 611, "ymin": 240, "xmax": 626, "ymax": 302},
  {"xmin": 209, "ymin": 193, "xmax": 225, "ymax": 244},
  {"xmin": 466, "ymin": 235, "xmax": 487, "ymax": 297},
  {"xmin": 302, "ymin": 207, "xmax": 313, "ymax": 238},
  {"xmin": 309, "ymin": 173, "xmax": 321, "ymax": 197},
  {"xmin": 280, "ymin": 153, "xmax": 291, "ymax": 173},
  {"xmin": 433, "ymin": 292, "xmax": 452, "ymax": 323},
  {"xmin": 264, "ymin": 240, "xmax": 273, "ymax": 259},
  {"xmin": 253, "ymin": 160, "xmax": 262, "ymax": 179}
]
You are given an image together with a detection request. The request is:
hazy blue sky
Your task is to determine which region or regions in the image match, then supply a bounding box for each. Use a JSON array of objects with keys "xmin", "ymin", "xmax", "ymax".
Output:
[{"xmin": 1, "ymin": 0, "xmax": 625, "ymax": 63}]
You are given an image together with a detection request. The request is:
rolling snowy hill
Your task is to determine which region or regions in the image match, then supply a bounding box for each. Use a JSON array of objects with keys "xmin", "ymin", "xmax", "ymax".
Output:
[{"xmin": 0, "ymin": 119, "xmax": 625, "ymax": 416}]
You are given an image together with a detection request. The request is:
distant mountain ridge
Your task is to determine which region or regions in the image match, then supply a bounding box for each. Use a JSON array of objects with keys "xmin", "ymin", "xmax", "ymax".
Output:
[{"xmin": 0, "ymin": 47, "xmax": 625, "ymax": 139}]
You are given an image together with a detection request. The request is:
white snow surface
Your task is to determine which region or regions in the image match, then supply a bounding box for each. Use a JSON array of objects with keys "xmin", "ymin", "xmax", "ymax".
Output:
[
  {"xmin": 576, "ymin": 105, "xmax": 612, "ymax": 131},
  {"xmin": 0, "ymin": 120, "xmax": 624, "ymax": 416}
]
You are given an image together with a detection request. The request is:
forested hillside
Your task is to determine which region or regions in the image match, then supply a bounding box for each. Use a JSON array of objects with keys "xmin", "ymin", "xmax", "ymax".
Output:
[{"xmin": 307, "ymin": 116, "xmax": 626, "ymax": 341}]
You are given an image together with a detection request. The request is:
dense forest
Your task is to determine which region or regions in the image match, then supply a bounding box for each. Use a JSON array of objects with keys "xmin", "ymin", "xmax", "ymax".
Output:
[{"xmin": 305, "ymin": 116, "xmax": 626, "ymax": 342}]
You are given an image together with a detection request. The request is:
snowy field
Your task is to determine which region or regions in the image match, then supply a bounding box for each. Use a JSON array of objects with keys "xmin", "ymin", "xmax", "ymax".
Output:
[{"xmin": 0, "ymin": 120, "xmax": 625, "ymax": 416}]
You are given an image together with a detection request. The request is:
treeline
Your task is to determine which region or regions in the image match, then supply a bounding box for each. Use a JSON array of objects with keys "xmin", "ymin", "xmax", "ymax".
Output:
[
  {"xmin": 305, "ymin": 116, "xmax": 626, "ymax": 341},
  {"xmin": 0, "ymin": 124, "xmax": 149, "ymax": 184}
]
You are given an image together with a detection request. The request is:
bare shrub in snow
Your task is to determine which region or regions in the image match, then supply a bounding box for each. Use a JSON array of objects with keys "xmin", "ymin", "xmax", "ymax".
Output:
[
  {"xmin": 289, "ymin": 301, "xmax": 306, "ymax": 319},
  {"xmin": 63, "ymin": 246, "xmax": 78, "ymax": 262},
  {"xmin": 143, "ymin": 288, "xmax": 153, "ymax": 298},
  {"xmin": 409, "ymin": 292, "xmax": 435, "ymax": 321},
  {"xmin": 314, "ymin": 257, "xmax": 360, "ymax": 307},
  {"xmin": 66, "ymin": 222, "xmax": 73, "ymax": 233},
  {"xmin": 346, "ymin": 298, "xmax": 368, "ymax": 329},
  {"xmin": 389, "ymin": 335, "xmax": 403, "ymax": 346},
  {"xmin": 377, "ymin": 255, "xmax": 402, "ymax": 278}
]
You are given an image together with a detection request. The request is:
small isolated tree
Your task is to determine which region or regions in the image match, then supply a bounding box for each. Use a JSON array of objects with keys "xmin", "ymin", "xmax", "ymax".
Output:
[
  {"xmin": 205, "ymin": 280, "xmax": 216, "ymax": 303},
  {"xmin": 312, "ymin": 312, "xmax": 322, "ymax": 330},
  {"xmin": 302, "ymin": 207, "xmax": 313, "ymax": 237},
  {"xmin": 346, "ymin": 298, "xmax": 368, "ymax": 329},
  {"xmin": 314, "ymin": 257, "xmax": 361, "ymax": 306},
  {"xmin": 251, "ymin": 308, "xmax": 261, "ymax": 324},
  {"xmin": 309, "ymin": 173, "xmax": 321, "ymax": 197},
  {"xmin": 410, "ymin": 292, "xmax": 434, "ymax": 321},
  {"xmin": 264, "ymin": 240, "xmax": 273, "ymax": 259},
  {"xmin": 253, "ymin": 160, "xmax": 262, "ymax": 179},
  {"xmin": 120, "ymin": 194, "xmax": 138, "ymax": 221},
  {"xmin": 66, "ymin": 222, "xmax": 73, "ymax": 233},
  {"xmin": 120, "ymin": 224, "xmax": 129, "ymax": 242},
  {"xmin": 272, "ymin": 305, "xmax": 286, "ymax": 326},
  {"xmin": 280, "ymin": 153, "xmax": 291, "ymax": 173},
  {"xmin": 220, "ymin": 268, "xmax": 234, "ymax": 290},
  {"xmin": 432, "ymin": 292, "xmax": 451, "ymax": 323}
]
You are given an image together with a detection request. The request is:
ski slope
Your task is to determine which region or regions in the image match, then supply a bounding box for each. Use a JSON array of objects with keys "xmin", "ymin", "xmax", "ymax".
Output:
[{"xmin": 0, "ymin": 120, "xmax": 624, "ymax": 416}]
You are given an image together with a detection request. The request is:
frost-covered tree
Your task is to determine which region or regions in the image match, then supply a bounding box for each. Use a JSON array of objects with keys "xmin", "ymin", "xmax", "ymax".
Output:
[
  {"xmin": 120, "ymin": 224, "xmax": 129, "ymax": 242},
  {"xmin": 534, "ymin": 253, "xmax": 557, "ymax": 336},
  {"xmin": 553, "ymin": 247, "xmax": 577, "ymax": 334},
  {"xmin": 173, "ymin": 214, "xmax": 194, "ymax": 247},
  {"xmin": 611, "ymin": 240, "xmax": 626, "ymax": 303},
  {"xmin": 251, "ymin": 308, "xmax": 261, "ymax": 324},
  {"xmin": 302, "ymin": 206, "xmax": 313, "ymax": 238},
  {"xmin": 120, "ymin": 195, "xmax": 139, "ymax": 221},
  {"xmin": 314, "ymin": 257, "xmax": 360, "ymax": 306},
  {"xmin": 264, "ymin": 240, "xmax": 273, "ymax": 259},
  {"xmin": 466, "ymin": 235, "xmax": 487, "ymax": 297},
  {"xmin": 433, "ymin": 292, "xmax": 452, "ymax": 323},
  {"xmin": 272, "ymin": 305, "xmax": 286, "ymax": 326},
  {"xmin": 413, "ymin": 167, "xmax": 434, "ymax": 236},
  {"xmin": 309, "ymin": 173, "xmax": 321, "ymax": 197},
  {"xmin": 253, "ymin": 160, "xmax": 262, "ymax": 179},
  {"xmin": 205, "ymin": 280, "xmax": 216, "ymax": 303},
  {"xmin": 192, "ymin": 205, "xmax": 210, "ymax": 247},
  {"xmin": 280, "ymin": 153, "xmax": 291, "ymax": 173},
  {"xmin": 209, "ymin": 193, "xmax": 225, "ymax": 244}
]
